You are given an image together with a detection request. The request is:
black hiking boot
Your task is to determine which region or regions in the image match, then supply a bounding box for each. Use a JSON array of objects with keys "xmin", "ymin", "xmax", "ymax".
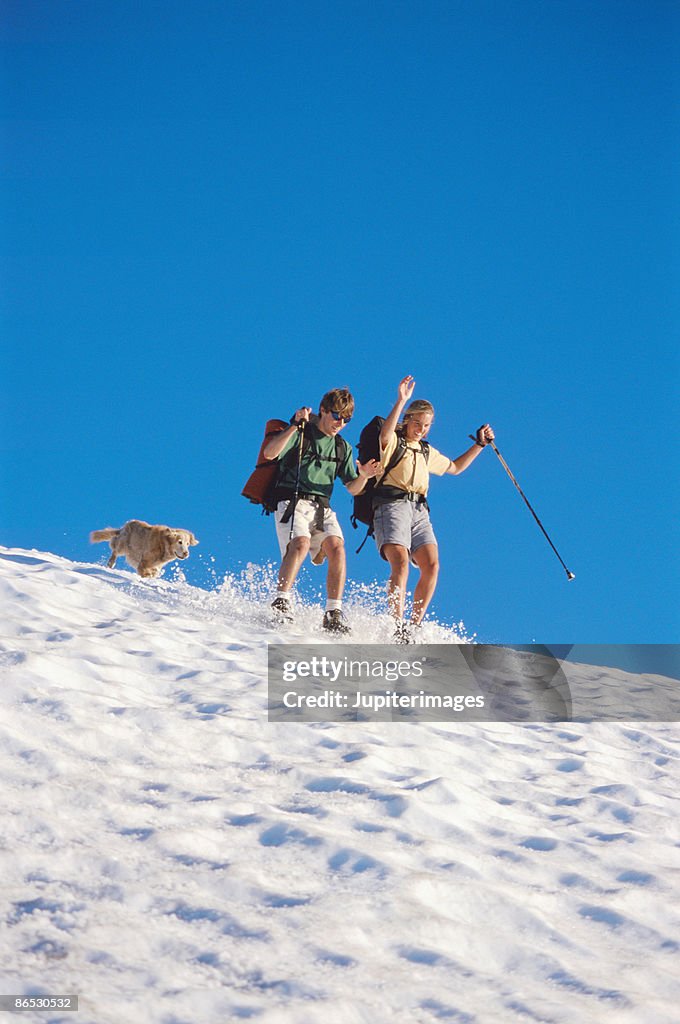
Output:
[
  {"xmin": 393, "ymin": 621, "xmax": 414, "ymax": 644},
  {"xmin": 271, "ymin": 596, "xmax": 294, "ymax": 623},
  {"xmin": 322, "ymin": 609, "xmax": 351, "ymax": 635}
]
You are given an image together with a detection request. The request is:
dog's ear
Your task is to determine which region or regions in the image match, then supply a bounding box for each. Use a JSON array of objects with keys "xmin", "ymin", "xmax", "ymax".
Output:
[{"xmin": 189, "ymin": 532, "xmax": 198, "ymax": 546}]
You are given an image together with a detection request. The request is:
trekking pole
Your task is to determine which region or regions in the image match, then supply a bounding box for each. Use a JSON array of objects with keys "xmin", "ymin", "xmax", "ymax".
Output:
[
  {"xmin": 289, "ymin": 421, "xmax": 305, "ymax": 542},
  {"xmin": 470, "ymin": 435, "xmax": 575, "ymax": 581}
]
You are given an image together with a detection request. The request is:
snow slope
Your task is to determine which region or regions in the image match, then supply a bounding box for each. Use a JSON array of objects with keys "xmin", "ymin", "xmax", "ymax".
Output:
[{"xmin": 1, "ymin": 547, "xmax": 679, "ymax": 1024}]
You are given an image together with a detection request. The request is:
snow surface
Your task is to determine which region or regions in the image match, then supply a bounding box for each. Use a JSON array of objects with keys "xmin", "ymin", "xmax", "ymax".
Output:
[{"xmin": 1, "ymin": 547, "xmax": 679, "ymax": 1024}]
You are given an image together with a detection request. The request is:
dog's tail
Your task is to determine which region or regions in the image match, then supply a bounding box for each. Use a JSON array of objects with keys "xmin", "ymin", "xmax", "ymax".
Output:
[{"xmin": 90, "ymin": 528, "xmax": 119, "ymax": 544}]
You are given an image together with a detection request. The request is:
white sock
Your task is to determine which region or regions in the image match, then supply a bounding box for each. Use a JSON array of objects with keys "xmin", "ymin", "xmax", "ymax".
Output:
[
  {"xmin": 276, "ymin": 590, "xmax": 291, "ymax": 601},
  {"xmin": 325, "ymin": 599, "xmax": 342, "ymax": 612}
]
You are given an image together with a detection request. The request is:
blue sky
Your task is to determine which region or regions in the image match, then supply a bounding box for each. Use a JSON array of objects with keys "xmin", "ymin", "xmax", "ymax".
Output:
[{"xmin": 2, "ymin": 0, "xmax": 678, "ymax": 650}]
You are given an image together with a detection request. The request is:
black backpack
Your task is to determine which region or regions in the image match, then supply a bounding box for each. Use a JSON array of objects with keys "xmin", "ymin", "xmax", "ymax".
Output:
[{"xmin": 351, "ymin": 416, "xmax": 430, "ymax": 536}]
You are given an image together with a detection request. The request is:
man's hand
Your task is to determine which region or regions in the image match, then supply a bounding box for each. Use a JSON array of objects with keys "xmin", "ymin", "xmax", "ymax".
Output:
[
  {"xmin": 475, "ymin": 423, "xmax": 495, "ymax": 447},
  {"xmin": 398, "ymin": 375, "xmax": 415, "ymax": 403},
  {"xmin": 294, "ymin": 407, "xmax": 312, "ymax": 423},
  {"xmin": 358, "ymin": 459, "xmax": 382, "ymax": 479},
  {"xmin": 347, "ymin": 459, "xmax": 382, "ymax": 495}
]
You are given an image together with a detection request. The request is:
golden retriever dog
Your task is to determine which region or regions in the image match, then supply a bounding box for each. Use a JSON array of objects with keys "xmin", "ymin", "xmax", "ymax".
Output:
[{"xmin": 90, "ymin": 519, "xmax": 198, "ymax": 577}]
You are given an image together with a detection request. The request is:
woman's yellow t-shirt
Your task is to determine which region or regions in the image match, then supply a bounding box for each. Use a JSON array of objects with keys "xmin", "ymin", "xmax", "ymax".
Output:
[{"xmin": 378, "ymin": 434, "xmax": 453, "ymax": 496}]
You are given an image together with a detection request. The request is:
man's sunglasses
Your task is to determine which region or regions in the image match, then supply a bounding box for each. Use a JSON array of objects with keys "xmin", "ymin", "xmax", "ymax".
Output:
[{"xmin": 329, "ymin": 410, "xmax": 351, "ymax": 424}]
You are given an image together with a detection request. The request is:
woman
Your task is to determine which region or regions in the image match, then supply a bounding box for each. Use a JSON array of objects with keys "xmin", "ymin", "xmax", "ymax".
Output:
[{"xmin": 374, "ymin": 375, "xmax": 494, "ymax": 642}]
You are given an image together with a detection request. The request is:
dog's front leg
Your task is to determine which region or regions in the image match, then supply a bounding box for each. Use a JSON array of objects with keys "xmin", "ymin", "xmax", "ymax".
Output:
[{"xmin": 138, "ymin": 562, "xmax": 160, "ymax": 578}]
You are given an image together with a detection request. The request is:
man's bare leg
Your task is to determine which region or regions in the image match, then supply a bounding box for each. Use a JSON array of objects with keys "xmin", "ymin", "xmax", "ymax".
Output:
[{"xmin": 277, "ymin": 536, "xmax": 311, "ymax": 591}]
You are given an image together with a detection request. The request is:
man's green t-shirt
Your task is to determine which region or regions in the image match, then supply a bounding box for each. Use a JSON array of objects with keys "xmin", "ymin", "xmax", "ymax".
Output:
[{"xmin": 276, "ymin": 423, "xmax": 358, "ymax": 500}]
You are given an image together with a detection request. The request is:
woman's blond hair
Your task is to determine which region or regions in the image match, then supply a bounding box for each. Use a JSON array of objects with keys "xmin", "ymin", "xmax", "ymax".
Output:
[
  {"xmin": 398, "ymin": 398, "xmax": 435, "ymax": 431},
  {"xmin": 404, "ymin": 399, "xmax": 434, "ymax": 419}
]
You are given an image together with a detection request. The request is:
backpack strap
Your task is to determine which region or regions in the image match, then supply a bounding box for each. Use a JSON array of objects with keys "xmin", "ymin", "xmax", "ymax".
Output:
[
  {"xmin": 374, "ymin": 434, "xmax": 411, "ymax": 489},
  {"xmin": 279, "ymin": 426, "xmax": 348, "ymax": 479},
  {"xmin": 300, "ymin": 431, "xmax": 347, "ymax": 474},
  {"xmin": 355, "ymin": 526, "xmax": 373, "ymax": 554},
  {"xmin": 384, "ymin": 436, "xmax": 408, "ymax": 476},
  {"xmin": 376, "ymin": 434, "xmax": 429, "ymax": 488},
  {"xmin": 334, "ymin": 434, "xmax": 349, "ymax": 470}
]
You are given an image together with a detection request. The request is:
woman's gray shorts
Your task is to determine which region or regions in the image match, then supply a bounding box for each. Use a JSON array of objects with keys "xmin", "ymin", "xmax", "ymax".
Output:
[{"xmin": 373, "ymin": 499, "xmax": 437, "ymax": 561}]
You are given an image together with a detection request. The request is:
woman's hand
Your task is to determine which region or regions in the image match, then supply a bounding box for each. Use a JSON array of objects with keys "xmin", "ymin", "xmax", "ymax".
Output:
[
  {"xmin": 398, "ymin": 375, "xmax": 415, "ymax": 403},
  {"xmin": 475, "ymin": 423, "xmax": 495, "ymax": 446}
]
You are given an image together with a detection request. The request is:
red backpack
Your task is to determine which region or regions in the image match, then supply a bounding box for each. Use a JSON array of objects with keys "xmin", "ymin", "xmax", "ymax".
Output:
[
  {"xmin": 242, "ymin": 418, "xmax": 349, "ymax": 514},
  {"xmin": 241, "ymin": 419, "xmax": 288, "ymax": 512}
]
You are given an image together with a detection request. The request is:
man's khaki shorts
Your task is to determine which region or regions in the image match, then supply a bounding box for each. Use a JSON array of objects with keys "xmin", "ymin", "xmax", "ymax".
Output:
[{"xmin": 274, "ymin": 498, "xmax": 344, "ymax": 565}]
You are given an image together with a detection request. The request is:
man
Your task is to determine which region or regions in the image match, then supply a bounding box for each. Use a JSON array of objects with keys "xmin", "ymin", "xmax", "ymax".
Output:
[{"xmin": 263, "ymin": 387, "xmax": 381, "ymax": 634}]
